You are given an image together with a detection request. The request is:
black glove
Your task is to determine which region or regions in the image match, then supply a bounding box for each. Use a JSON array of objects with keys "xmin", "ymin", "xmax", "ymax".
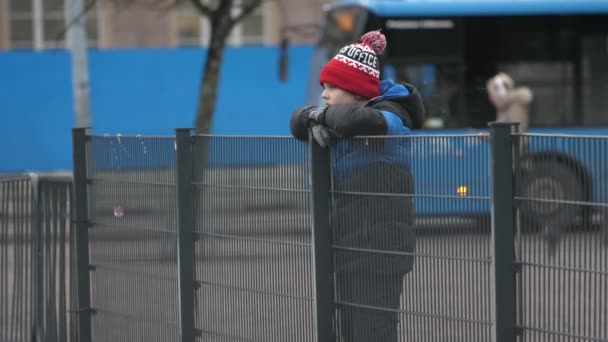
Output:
[
  {"xmin": 290, "ymin": 106, "xmax": 318, "ymax": 141},
  {"xmin": 308, "ymin": 106, "xmax": 327, "ymax": 123},
  {"xmin": 311, "ymin": 124, "xmax": 334, "ymax": 149}
]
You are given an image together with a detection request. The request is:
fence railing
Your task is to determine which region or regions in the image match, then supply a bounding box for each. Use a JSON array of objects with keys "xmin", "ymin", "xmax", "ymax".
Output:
[
  {"xmin": 0, "ymin": 173, "xmax": 75, "ymax": 342},
  {"xmin": 65, "ymin": 126, "xmax": 608, "ymax": 342},
  {"xmin": 3, "ymin": 126, "xmax": 607, "ymax": 342},
  {"xmin": 513, "ymin": 133, "xmax": 608, "ymax": 341}
]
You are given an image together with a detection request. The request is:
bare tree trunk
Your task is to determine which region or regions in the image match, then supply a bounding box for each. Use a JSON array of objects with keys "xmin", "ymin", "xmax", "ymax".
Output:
[
  {"xmin": 194, "ymin": 19, "xmax": 231, "ymax": 134},
  {"xmin": 191, "ymin": 3, "xmax": 236, "ymax": 183},
  {"xmin": 192, "ymin": 0, "xmax": 262, "ymax": 134}
]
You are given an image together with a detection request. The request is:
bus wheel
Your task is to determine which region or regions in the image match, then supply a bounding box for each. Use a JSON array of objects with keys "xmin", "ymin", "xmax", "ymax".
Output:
[{"xmin": 517, "ymin": 160, "xmax": 585, "ymax": 235}]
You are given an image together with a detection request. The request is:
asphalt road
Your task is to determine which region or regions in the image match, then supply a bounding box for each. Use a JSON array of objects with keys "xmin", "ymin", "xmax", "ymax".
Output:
[
  {"xmin": 82, "ymin": 209, "xmax": 607, "ymax": 342},
  {"xmin": 2, "ymin": 207, "xmax": 607, "ymax": 342}
]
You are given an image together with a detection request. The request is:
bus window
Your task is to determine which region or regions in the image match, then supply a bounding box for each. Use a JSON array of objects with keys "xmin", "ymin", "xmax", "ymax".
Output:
[
  {"xmin": 382, "ymin": 63, "xmax": 472, "ymax": 129},
  {"xmin": 497, "ymin": 34, "xmax": 608, "ymax": 127},
  {"xmin": 582, "ymin": 34, "xmax": 608, "ymax": 125},
  {"xmin": 311, "ymin": 3, "xmax": 608, "ymax": 129},
  {"xmin": 498, "ymin": 62, "xmax": 576, "ymax": 126}
]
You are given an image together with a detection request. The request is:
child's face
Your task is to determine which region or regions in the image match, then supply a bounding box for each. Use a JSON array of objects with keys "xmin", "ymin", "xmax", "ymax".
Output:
[{"xmin": 321, "ymin": 83, "xmax": 360, "ymax": 106}]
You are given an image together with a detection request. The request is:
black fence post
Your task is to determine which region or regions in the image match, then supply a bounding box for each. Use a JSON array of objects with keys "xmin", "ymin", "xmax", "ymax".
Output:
[
  {"xmin": 175, "ymin": 128, "xmax": 197, "ymax": 342},
  {"xmin": 29, "ymin": 173, "xmax": 44, "ymax": 341},
  {"xmin": 489, "ymin": 122, "xmax": 517, "ymax": 342},
  {"xmin": 71, "ymin": 128, "xmax": 92, "ymax": 342},
  {"xmin": 309, "ymin": 134, "xmax": 334, "ymax": 342}
]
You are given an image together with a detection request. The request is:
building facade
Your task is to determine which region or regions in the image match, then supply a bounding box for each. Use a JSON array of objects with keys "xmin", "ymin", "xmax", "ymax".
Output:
[{"xmin": 0, "ymin": 0, "xmax": 331, "ymax": 50}]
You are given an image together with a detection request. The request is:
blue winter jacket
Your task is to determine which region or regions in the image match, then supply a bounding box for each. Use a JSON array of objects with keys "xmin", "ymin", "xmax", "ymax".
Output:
[{"xmin": 299, "ymin": 81, "xmax": 425, "ymax": 182}]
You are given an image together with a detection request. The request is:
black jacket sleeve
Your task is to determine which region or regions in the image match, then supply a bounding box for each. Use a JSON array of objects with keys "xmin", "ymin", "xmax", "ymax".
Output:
[
  {"xmin": 289, "ymin": 106, "xmax": 315, "ymax": 141},
  {"xmin": 320, "ymin": 105, "xmax": 387, "ymax": 137}
]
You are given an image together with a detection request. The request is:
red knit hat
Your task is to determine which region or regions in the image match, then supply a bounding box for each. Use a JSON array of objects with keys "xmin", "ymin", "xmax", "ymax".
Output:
[{"xmin": 319, "ymin": 30, "xmax": 386, "ymax": 99}]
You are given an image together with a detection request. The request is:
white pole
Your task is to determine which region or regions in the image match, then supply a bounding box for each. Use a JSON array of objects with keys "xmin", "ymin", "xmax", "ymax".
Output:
[
  {"xmin": 32, "ymin": 0, "xmax": 43, "ymax": 50},
  {"xmin": 68, "ymin": 0, "xmax": 91, "ymax": 128}
]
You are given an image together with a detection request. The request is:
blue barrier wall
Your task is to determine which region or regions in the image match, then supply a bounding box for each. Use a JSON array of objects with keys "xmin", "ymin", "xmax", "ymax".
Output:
[{"xmin": 0, "ymin": 46, "xmax": 313, "ymax": 171}]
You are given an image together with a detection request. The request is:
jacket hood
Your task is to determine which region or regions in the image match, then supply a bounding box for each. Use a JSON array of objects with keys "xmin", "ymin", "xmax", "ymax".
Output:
[
  {"xmin": 371, "ymin": 80, "xmax": 426, "ymax": 129},
  {"xmin": 380, "ymin": 80, "xmax": 410, "ymax": 98}
]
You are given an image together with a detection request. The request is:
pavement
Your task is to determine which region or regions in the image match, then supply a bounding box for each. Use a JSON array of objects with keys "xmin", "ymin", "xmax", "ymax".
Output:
[{"xmin": 81, "ymin": 210, "xmax": 608, "ymax": 341}]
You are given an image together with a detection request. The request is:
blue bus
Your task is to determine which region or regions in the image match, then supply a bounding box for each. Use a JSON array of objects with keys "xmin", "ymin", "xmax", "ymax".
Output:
[{"xmin": 309, "ymin": 0, "xmax": 608, "ymax": 228}]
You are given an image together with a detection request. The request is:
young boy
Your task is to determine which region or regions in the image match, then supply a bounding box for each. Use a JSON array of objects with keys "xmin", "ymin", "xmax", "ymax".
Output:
[{"xmin": 290, "ymin": 30, "xmax": 425, "ymax": 341}]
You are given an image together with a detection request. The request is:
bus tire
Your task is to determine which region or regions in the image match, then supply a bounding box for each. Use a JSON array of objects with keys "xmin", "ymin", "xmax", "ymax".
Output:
[{"xmin": 517, "ymin": 159, "xmax": 586, "ymax": 235}]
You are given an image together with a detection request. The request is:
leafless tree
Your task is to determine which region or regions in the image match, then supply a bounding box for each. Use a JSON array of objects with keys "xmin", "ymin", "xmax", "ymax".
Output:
[
  {"xmin": 61, "ymin": 0, "xmax": 264, "ymax": 134},
  {"xmin": 188, "ymin": 0, "xmax": 263, "ymax": 134}
]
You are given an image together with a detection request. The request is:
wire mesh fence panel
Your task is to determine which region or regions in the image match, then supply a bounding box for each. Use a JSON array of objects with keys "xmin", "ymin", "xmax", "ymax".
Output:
[
  {"xmin": 86, "ymin": 135, "xmax": 180, "ymax": 342},
  {"xmin": 72, "ymin": 130, "xmax": 608, "ymax": 342},
  {"xmin": 0, "ymin": 177, "xmax": 33, "ymax": 342},
  {"xmin": 0, "ymin": 175, "xmax": 75, "ymax": 342},
  {"xmin": 192, "ymin": 136, "xmax": 313, "ymax": 342},
  {"xmin": 330, "ymin": 135, "xmax": 493, "ymax": 342},
  {"xmin": 514, "ymin": 134, "xmax": 608, "ymax": 342},
  {"xmin": 37, "ymin": 177, "xmax": 76, "ymax": 342}
]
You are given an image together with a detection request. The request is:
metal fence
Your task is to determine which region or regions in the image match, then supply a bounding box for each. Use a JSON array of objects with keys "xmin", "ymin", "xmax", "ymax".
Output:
[
  {"xmin": 72, "ymin": 131, "xmax": 313, "ymax": 342},
  {"xmin": 513, "ymin": 133, "xmax": 608, "ymax": 341},
  {"xmin": 322, "ymin": 133, "xmax": 494, "ymax": 342},
  {"xmin": 0, "ymin": 174, "xmax": 75, "ymax": 342},
  {"xmin": 69, "ymin": 124, "xmax": 607, "ymax": 342},
  {"xmin": 83, "ymin": 135, "xmax": 180, "ymax": 341}
]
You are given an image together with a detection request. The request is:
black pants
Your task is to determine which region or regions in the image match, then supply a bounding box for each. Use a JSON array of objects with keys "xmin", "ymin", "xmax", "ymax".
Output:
[
  {"xmin": 335, "ymin": 270, "xmax": 404, "ymax": 342},
  {"xmin": 332, "ymin": 161, "xmax": 415, "ymax": 341}
]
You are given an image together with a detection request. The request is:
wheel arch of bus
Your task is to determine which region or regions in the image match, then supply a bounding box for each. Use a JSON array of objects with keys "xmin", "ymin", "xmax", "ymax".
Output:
[{"xmin": 518, "ymin": 149, "xmax": 594, "ymax": 223}]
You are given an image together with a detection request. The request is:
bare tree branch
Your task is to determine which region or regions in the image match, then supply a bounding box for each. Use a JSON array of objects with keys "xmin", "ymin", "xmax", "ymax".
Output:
[
  {"xmin": 190, "ymin": 0, "xmax": 216, "ymax": 17},
  {"xmin": 54, "ymin": 0, "xmax": 265, "ymax": 45},
  {"xmin": 231, "ymin": 0, "xmax": 263, "ymax": 24}
]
